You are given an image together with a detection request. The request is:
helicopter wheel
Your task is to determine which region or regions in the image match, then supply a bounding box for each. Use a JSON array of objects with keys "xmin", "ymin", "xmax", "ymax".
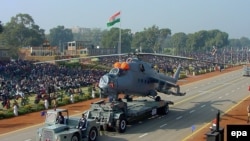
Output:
[{"xmin": 155, "ymin": 96, "xmax": 161, "ymax": 101}]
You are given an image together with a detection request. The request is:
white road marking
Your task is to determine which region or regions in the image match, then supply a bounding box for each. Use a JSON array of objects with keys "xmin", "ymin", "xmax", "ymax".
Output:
[
  {"xmin": 24, "ymin": 139, "xmax": 31, "ymax": 141},
  {"xmin": 160, "ymin": 123, "xmax": 167, "ymax": 128},
  {"xmin": 176, "ymin": 116, "xmax": 183, "ymax": 120},
  {"xmin": 201, "ymin": 105, "xmax": 206, "ymax": 108},
  {"xmin": 218, "ymin": 97, "xmax": 222, "ymax": 99},
  {"xmin": 139, "ymin": 133, "xmax": 148, "ymax": 138},
  {"xmin": 225, "ymin": 93, "xmax": 229, "ymax": 96},
  {"xmin": 189, "ymin": 110, "xmax": 195, "ymax": 113}
]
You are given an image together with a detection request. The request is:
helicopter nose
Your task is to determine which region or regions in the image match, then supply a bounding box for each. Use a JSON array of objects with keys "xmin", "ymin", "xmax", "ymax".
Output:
[{"xmin": 99, "ymin": 75, "xmax": 109, "ymax": 88}]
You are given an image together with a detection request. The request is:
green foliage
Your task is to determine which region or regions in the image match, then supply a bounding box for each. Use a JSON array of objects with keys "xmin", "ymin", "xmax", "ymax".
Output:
[
  {"xmin": 35, "ymin": 103, "xmax": 45, "ymax": 111},
  {"xmin": 0, "ymin": 110, "xmax": 14, "ymax": 119},
  {"xmin": 131, "ymin": 25, "xmax": 171, "ymax": 53},
  {"xmin": 18, "ymin": 107, "xmax": 30, "ymax": 115},
  {"xmin": 3, "ymin": 13, "xmax": 45, "ymax": 47},
  {"xmin": 83, "ymin": 93, "xmax": 92, "ymax": 100},
  {"xmin": 17, "ymin": 104, "xmax": 36, "ymax": 115},
  {"xmin": 179, "ymin": 73, "xmax": 187, "ymax": 79},
  {"xmin": 74, "ymin": 95, "xmax": 80, "ymax": 102},
  {"xmin": 101, "ymin": 28, "xmax": 132, "ymax": 53},
  {"xmin": 73, "ymin": 28, "xmax": 104, "ymax": 48},
  {"xmin": 95, "ymin": 93, "xmax": 100, "ymax": 98},
  {"xmin": 62, "ymin": 97, "xmax": 70, "ymax": 105},
  {"xmin": 171, "ymin": 32, "xmax": 187, "ymax": 55},
  {"xmin": 48, "ymin": 25, "xmax": 73, "ymax": 46},
  {"xmin": 0, "ymin": 21, "xmax": 3, "ymax": 33}
]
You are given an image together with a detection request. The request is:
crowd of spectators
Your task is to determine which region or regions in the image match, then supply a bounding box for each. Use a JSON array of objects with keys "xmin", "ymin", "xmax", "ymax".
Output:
[
  {"xmin": 0, "ymin": 60, "xmax": 108, "ymax": 108},
  {"xmin": 0, "ymin": 49, "xmax": 248, "ymax": 109}
]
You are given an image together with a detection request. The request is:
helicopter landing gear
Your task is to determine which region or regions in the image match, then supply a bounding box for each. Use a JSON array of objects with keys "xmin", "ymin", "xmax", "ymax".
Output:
[{"xmin": 124, "ymin": 95, "xmax": 132, "ymax": 102}]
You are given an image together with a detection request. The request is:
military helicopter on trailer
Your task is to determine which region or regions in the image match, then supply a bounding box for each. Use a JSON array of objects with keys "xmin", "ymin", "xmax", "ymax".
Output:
[
  {"xmin": 34, "ymin": 53, "xmax": 189, "ymax": 101},
  {"xmin": 98, "ymin": 53, "xmax": 186, "ymax": 101}
]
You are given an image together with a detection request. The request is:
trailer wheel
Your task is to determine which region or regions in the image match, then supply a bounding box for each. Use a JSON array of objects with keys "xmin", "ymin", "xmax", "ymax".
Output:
[
  {"xmin": 162, "ymin": 104, "xmax": 169, "ymax": 115},
  {"xmin": 155, "ymin": 96, "xmax": 161, "ymax": 101},
  {"xmin": 158, "ymin": 105, "xmax": 169, "ymax": 115},
  {"xmin": 116, "ymin": 118, "xmax": 127, "ymax": 133},
  {"xmin": 71, "ymin": 133, "xmax": 80, "ymax": 141},
  {"xmin": 88, "ymin": 127, "xmax": 98, "ymax": 141}
]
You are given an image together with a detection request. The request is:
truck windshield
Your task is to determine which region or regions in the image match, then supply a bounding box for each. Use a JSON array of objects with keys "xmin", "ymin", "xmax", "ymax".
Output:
[{"xmin": 45, "ymin": 113, "xmax": 57, "ymax": 123}]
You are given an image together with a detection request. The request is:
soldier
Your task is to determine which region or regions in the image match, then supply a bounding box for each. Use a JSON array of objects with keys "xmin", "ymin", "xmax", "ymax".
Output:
[
  {"xmin": 44, "ymin": 98, "xmax": 49, "ymax": 109},
  {"xmin": 70, "ymin": 94, "xmax": 74, "ymax": 103},
  {"xmin": 78, "ymin": 113, "xmax": 87, "ymax": 134},
  {"xmin": 56, "ymin": 112, "xmax": 64, "ymax": 124},
  {"xmin": 13, "ymin": 102, "xmax": 18, "ymax": 116}
]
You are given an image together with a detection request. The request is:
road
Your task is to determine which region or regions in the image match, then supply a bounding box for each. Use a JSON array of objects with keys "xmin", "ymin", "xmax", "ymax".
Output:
[{"xmin": 0, "ymin": 69, "xmax": 248, "ymax": 141}]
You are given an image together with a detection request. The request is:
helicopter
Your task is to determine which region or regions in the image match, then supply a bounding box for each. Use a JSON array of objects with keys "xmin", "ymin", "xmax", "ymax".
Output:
[
  {"xmin": 32, "ymin": 52, "xmax": 221, "ymax": 101},
  {"xmin": 98, "ymin": 54, "xmax": 187, "ymax": 101}
]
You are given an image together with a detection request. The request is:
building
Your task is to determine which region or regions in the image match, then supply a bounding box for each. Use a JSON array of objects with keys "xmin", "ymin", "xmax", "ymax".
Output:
[
  {"xmin": 65, "ymin": 40, "xmax": 116, "ymax": 56},
  {"xmin": 71, "ymin": 26, "xmax": 91, "ymax": 34}
]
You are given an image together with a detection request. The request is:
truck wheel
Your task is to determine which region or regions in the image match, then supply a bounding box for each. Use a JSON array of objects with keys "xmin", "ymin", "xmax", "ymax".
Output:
[
  {"xmin": 71, "ymin": 133, "xmax": 80, "ymax": 141},
  {"xmin": 88, "ymin": 127, "xmax": 98, "ymax": 141},
  {"xmin": 116, "ymin": 118, "xmax": 127, "ymax": 133}
]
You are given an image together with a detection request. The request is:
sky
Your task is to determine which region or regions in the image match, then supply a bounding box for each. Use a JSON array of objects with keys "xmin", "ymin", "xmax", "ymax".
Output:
[{"xmin": 1, "ymin": 0, "xmax": 250, "ymax": 39}]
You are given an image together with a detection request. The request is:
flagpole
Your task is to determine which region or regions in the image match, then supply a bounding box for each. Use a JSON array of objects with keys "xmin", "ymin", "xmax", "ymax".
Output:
[{"xmin": 118, "ymin": 11, "xmax": 122, "ymax": 62}]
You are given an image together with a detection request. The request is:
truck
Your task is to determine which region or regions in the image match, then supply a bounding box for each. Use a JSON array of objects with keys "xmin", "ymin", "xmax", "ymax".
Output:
[
  {"xmin": 36, "ymin": 108, "xmax": 99, "ymax": 141},
  {"xmin": 86, "ymin": 97, "xmax": 173, "ymax": 133}
]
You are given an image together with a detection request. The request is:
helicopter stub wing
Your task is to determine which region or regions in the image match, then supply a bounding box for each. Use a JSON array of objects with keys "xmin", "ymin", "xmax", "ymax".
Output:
[{"xmin": 149, "ymin": 76, "xmax": 178, "ymax": 87}]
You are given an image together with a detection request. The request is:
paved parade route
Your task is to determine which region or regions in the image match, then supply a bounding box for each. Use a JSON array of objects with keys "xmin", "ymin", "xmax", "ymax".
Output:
[{"xmin": 0, "ymin": 65, "xmax": 248, "ymax": 141}]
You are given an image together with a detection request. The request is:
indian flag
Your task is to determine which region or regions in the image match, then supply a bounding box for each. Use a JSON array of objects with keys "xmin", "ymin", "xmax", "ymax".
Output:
[{"xmin": 107, "ymin": 11, "xmax": 121, "ymax": 27}]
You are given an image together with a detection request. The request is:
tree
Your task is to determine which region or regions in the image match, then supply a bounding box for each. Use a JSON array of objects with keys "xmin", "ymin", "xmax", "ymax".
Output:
[
  {"xmin": 170, "ymin": 32, "xmax": 187, "ymax": 55},
  {"xmin": 239, "ymin": 37, "xmax": 250, "ymax": 47},
  {"xmin": 101, "ymin": 28, "xmax": 132, "ymax": 53},
  {"xmin": 229, "ymin": 39, "xmax": 241, "ymax": 47},
  {"xmin": 3, "ymin": 13, "xmax": 45, "ymax": 47},
  {"xmin": 131, "ymin": 25, "xmax": 171, "ymax": 53},
  {"xmin": 48, "ymin": 26, "xmax": 73, "ymax": 46},
  {"xmin": 0, "ymin": 21, "xmax": 3, "ymax": 33}
]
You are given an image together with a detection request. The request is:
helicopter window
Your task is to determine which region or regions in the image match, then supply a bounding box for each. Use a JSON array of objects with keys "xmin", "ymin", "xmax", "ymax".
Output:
[
  {"xmin": 109, "ymin": 68, "xmax": 119, "ymax": 75},
  {"xmin": 139, "ymin": 64, "xmax": 145, "ymax": 72},
  {"xmin": 126, "ymin": 58, "xmax": 132, "ymax": 63}
]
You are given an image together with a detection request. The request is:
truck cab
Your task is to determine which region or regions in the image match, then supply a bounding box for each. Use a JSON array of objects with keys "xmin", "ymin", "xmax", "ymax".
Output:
[{"xmin": 36, "ymin": 108, "xmax": 99, "ymax": 141}]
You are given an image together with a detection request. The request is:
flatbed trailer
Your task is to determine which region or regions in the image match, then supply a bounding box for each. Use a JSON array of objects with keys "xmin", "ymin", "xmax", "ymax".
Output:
[{"xmin": 86, "ymin": 97, "xmax": 173, "ymax": 133}]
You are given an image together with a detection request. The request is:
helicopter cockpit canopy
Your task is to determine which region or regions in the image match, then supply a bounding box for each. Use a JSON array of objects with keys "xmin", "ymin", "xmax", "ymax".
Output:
[
  {"xmin": 126, "ymin": 57, "xmax": 139, "ymax": 63},
  {"xmin": 109, "ymin": 68, "xmax": 120, "ymax": 75}
]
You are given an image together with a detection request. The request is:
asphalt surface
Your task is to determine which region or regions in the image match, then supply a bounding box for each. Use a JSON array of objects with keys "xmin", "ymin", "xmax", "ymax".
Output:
[{"xmin": 0, "ymin": 69, "xmax": 248, "ymax": 141}]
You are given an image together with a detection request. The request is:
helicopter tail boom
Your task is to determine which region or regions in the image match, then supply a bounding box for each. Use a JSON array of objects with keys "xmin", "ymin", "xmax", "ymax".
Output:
[{"xmin": 173, "ymin": 64, "xmax": 181, "ymax": 82}]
